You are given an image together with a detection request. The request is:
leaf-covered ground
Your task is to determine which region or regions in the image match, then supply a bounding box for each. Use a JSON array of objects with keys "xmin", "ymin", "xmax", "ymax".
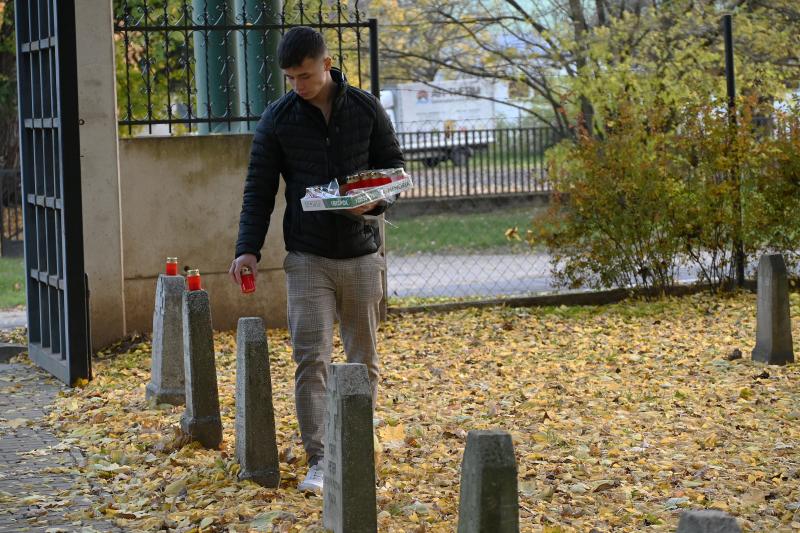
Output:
[{"xmin": 21, "ymin": 293, "xmax": 800, "ymax": 531}]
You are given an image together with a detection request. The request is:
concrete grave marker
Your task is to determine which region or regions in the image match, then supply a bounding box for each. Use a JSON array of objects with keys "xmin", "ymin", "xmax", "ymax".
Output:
[
  {"xmin": 677, "ymin": 510, "xmax": 741, "ymax": 533},
  {"xmin": 752, "ymin": 254, "xmax": 794, "ymax": 365},
  {"xmin": 323, "ymin": 363, "xmax": 377, "ymax": 533},
  {"xmin": 235, "ymin": 317, "xmax": 280, "ymax": 487},
  {"xmin": 146, "ymin": 275, "xmax": 186, "ymax": 405},
  {"xmin": 457, "ymin": 430, "xmax": 519, "ymax": 533},
  {"xmin": 180, "ymin": 289, "xmax": 222, "ymax": 448}
]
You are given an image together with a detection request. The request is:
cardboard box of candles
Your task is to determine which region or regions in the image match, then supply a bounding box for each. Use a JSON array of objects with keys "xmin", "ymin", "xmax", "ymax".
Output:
[{"xmin": 300, "ymin": 168, "xmax": 413, "ymax": 211}]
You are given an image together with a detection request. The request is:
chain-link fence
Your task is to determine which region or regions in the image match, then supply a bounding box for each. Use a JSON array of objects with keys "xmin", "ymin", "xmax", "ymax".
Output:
[
  {"xmin": 384, "ymin": 122, "xmax": 565, "ymax": 303},
  {"xmin": 385, "ymin": 198, "xmax": 557, "ymax": 302}
]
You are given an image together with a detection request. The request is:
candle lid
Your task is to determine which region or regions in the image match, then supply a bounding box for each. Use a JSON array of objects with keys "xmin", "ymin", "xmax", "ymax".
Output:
[
  {"xmin": 187, "ymin": 269, "xmax": 200, "ymax": 276},
  {"xmin": 166, "ymin": 257, "xmax": 178, "ymax": 262}
]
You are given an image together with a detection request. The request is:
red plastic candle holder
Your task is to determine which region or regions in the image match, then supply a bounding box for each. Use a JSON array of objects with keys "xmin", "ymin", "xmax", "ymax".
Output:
[
  {"xmin": 166, "ymin": 257, "xmax": 178, "ymax": 276},
  {"xmin": 186, "ymin": 269, "xmax": 202, "ymax": 291},
  {"xmin": 240, "ymin": 266, "xmax": 256, "ymax": 294}
]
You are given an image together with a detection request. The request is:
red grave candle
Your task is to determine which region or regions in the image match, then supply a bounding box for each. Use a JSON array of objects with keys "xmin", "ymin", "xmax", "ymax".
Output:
[
  {"xmin": 186, "ymin": 269, "xmax": 202, "ymax": 291},
  {"xmin": 166, "ymin": 257, "xmax": 178, "ymax": 276},
  {"xmin": 240, "ymin": 266, "xmax": 256, "ymax": 294}
]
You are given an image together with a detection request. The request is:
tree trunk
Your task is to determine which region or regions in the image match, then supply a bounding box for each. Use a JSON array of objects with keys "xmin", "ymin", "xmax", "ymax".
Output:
[{"xmin": 568, "ymin": 0, "xmax": 595, "ymax": 135}]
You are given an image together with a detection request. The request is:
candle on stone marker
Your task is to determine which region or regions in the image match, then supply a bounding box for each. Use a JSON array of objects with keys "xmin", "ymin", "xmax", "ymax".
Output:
[
  {"xmin": 186, "ymin": 269, "xmax": 202, "ymax": 291},
  {"xmin": 166, "ymin": 257, "xmax": 179, "ymax": 276}
]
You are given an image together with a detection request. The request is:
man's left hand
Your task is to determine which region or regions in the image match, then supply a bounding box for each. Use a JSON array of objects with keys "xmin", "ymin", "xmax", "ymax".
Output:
[{"xmin": 347, "ymin": 201, "xmax": 380, "ymax": 216}]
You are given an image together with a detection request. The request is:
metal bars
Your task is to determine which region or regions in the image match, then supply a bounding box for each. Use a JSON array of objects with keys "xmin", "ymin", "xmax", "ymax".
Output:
[
  {"xmin": 114, "ymin": 0, "xmax": 376, "ymax": 135},
  {"xmin": 397, "ymin": 125, "xmax": 561, "ymax": 198},
  {"xmin": 15, "ymin": 0, "xmax": 90, "ymax": 385}
]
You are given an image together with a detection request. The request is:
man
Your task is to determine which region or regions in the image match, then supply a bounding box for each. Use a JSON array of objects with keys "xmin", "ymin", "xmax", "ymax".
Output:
[{"xmin": 229, "ymin": 26, "xmax": 403, "ymax": 493}]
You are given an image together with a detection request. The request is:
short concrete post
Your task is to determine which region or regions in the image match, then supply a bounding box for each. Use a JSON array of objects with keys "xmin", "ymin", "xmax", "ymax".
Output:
[
  {"xmin": 457, "ymin": 430, "xmax": 519, "ymax": 533},
  {"xmin": 751, "ymin": 254, "xmax": 794, "ymax": 365},
  {"xmin": 146, "ymin": 275, "xmax": 186, "ymax": 405},
  {"xmin": 676, "ymin": 510, "xmax": 741, "ymax": 532},
  {"xmin": 323, "ymin": 363, "xmax": 377, "ymax": 533},
  {"xmin": 235, "ymin": 317, "xmax": 280, "ymax": 487},
  {"xmin": 180, "ymin": 289, "xmax": 222, "ymax": 449}
]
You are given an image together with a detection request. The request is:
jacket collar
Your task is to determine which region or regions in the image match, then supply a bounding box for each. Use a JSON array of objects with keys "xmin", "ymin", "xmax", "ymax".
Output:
[{"xmin": 330, "ymin": 67, "xmax": 347, "ymax": 108}]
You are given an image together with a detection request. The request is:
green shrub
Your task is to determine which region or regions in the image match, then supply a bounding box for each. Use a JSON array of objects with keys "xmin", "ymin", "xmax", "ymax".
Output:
[
  {"xmin": 529, "ymin": 97, "xmax": 798, "ymax": 294},
  {"xmin": 528, "ymin": 104, "xmax": 684, "ymax": 293}
]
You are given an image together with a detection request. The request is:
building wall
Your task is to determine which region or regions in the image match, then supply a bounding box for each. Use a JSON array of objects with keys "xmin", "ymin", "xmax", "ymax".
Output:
[
  {"xmin": 76, "ymin": 0, "xmax": 127, "ymax": 348},
  {"xmin": 118, "ymin": 135, "xmax": 288, "ymax": 334}
]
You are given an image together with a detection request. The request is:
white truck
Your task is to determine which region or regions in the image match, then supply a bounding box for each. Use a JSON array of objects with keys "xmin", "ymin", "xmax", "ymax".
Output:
[{"xmin": 379, "ymin": 78, "xmax": 507, "ymax": 167}]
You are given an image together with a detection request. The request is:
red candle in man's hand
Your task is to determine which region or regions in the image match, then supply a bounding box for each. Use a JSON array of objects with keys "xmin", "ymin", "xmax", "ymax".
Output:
[
  {"xmin": 240, "ymin": 266, "xmax": 256, "ymax": 294},
  {"xmin": 186, "ymin": 269, "xmax": 202, "ymax": 291},
  {"xmin": 166, "ymin": 257, "xmax": 178, "ymax": 276}
]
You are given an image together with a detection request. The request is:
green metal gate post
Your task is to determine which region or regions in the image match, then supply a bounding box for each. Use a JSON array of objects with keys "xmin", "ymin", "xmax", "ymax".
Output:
[
  {"xmin": 234, "ymin": 0, "xmax": 283, "ymax": 132},
  {"xmin": 193, "ymin": 0, "xmax": 233, "ymax": 133}
]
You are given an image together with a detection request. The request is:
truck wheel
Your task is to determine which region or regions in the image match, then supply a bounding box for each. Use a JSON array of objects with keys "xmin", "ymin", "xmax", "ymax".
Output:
[
  {"xmin": 450, "ymin": 148, "xmax": 471, "ymax": 166},
  {"xmin": 422, "ymin": 157, "xmax": 440, "ymax": 168}
]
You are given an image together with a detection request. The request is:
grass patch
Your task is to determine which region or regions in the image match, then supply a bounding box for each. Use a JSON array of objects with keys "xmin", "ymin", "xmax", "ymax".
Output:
[
  {"xmin": 0, "ymin": 257, "xmax": 26, "ymax": 309},
  {"xmin": 386, "ymin": 206, "xmax": 541, "ymax": 255}
]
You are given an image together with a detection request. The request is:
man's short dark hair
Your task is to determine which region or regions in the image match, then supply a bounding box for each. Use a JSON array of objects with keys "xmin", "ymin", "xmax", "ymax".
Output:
[{"xmin": 278, "ymin": 27, "xmax": 327, "ymax": 69}]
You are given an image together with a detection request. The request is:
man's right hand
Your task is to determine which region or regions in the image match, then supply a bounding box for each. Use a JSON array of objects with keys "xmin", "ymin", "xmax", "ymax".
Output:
[{"xmin": 229, "ymin": 253, "xmax": 258, "ymax": 286}]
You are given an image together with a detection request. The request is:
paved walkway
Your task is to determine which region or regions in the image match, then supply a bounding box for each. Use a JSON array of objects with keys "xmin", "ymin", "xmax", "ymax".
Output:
[
  {"xmin": 387, "ymin": 252, "xmax": 703, "ymax": 299},
  {"xmin": 0, "ymin": 308, "xmax": 27, "ymax": 330},
  {"xmin": 0, "ymin": 361, "xmax": 119, "ymax": 532}
]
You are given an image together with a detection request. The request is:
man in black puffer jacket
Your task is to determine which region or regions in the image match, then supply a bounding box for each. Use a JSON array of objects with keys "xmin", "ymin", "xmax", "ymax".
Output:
[{"xmin": 229, "ymin": 26, "xmax": 403, "ymax": 494}]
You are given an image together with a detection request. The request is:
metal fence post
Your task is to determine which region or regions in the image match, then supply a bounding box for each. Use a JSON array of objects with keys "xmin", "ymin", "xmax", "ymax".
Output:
[
  {"xmin": 724, "ymin": 14, "xmax": 745, "ymax": 288},
  {"xmin": 369, "ymin": 18, "xmax": 379, "ymax": 98}
]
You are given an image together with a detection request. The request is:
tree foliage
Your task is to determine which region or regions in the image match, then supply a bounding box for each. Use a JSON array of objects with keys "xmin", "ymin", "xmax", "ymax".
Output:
[
  {"xmin": 531, "ymin": 96, "xmax": 800, "ymax": 293},
  {"xmin": 0, "ymin": 0, "xmax": 18, "ymax": 168},
  {"xmin": 370, "ymin": 0, "xmax": 800, "ymax": 135}
]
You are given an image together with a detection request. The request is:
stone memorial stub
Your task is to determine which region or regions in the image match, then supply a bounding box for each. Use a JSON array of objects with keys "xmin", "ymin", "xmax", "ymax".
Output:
[
  {"xmin": 180, "ymin": 289, "xmax": 222, "ymax": 449},
  {"xmin": 752, "ymin": 254, "xmax": 794, "ymax": 365},
  {"xmin": 676, "ymin": 510, "xmax": 742, "ymax": 533},
  {"xmin": 235, "ymin": 317, "xmax": 280, "ymax": 487},
  {"xmin": 322, "ymin": 363, "xmax": 377, "ymax": 533},
  {"xmin": 457, "ymin": 430, "xmax": 519, "ymax": 533},
  {"xmin": 146, "ymin": 275, "xmax": 186, "ymax": 405}
]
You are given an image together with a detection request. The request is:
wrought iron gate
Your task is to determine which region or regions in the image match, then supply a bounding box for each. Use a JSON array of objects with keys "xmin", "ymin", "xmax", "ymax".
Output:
[{"xmin": 15, "ymin": 0, "xmax": 90, "ymax": 385}]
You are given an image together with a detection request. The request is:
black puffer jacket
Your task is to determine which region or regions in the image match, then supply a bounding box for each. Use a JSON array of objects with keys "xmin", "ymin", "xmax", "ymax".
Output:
[{"xmin": 235, "ymin": 69, "xmax": 404, "ymax": 261}]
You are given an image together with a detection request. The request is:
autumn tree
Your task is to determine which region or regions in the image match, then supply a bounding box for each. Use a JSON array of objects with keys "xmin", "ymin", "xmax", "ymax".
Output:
[{"xmin": 368, "ymin": 0, "xmax": 800, "ymax": 136}]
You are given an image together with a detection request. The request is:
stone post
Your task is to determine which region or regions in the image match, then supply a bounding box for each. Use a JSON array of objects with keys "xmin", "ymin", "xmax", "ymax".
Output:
[
  {"xmin": 146, "ymin": 275, "xmax": 186, "ymax": 405},
  {"xmin": 180, "ymin": 289, "xmax": 222, "ymax": 448},
  {"xmin": 457, "ymin": 430, "xmax": 519, "ymax": 533},
  {"xmin": 323, "ymin": 363, "xmax": 377, "ymax": 533},
  {"xmin": 676, "ymin": 510, "xmax": 741, "ymax": 532},
  {"xmin": 235, "ymin": 317, "xmax": 280, "ymax": 487},
  {"xmin": 751, "ymin": 254, "xmax": 794, "ymax": 365}
]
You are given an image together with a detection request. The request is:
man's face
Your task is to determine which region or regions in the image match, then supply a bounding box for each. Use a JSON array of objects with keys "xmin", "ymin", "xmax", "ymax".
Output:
[{"xmin": 283, "ymin": 55, "xmax": 332, "ymax": 101}]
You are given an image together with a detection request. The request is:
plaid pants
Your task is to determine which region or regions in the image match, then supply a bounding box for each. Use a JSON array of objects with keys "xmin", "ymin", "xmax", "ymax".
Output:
[{"xmin": 283, "ymin": 250, "xmax": 383, "ymax": 466}]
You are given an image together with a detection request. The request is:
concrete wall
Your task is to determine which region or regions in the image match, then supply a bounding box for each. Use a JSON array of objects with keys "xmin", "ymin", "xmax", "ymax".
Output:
[
  {"xmin": 118, "ymin": 135, "xmax": 288, "ymax": 334},
  {"xmin": 76, "ymin": 1, "xmax": 127, "ymax": 348}
]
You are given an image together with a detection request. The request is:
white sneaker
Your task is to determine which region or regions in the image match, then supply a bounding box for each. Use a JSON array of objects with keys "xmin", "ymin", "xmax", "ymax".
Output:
[{"xmin": 298, "ymin": 463, "xmax": 324, "ymax": 493}]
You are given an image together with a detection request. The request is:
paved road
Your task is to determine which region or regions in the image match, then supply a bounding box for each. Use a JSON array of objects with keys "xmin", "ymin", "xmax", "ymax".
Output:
[
  {"xmin": 0, "ymin": 309, "xmax": 27, "ymax": 331},
  {"xmin": 387, "ymin": 252, "xmax": 704, "ymax": 299},
  {"xmin": 0, "ymin": 362, "xmax": 120, "ymax": 532},
  {"xmin": 388, "ymin": 252, "xmax": 557, "ymax": 298}
]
